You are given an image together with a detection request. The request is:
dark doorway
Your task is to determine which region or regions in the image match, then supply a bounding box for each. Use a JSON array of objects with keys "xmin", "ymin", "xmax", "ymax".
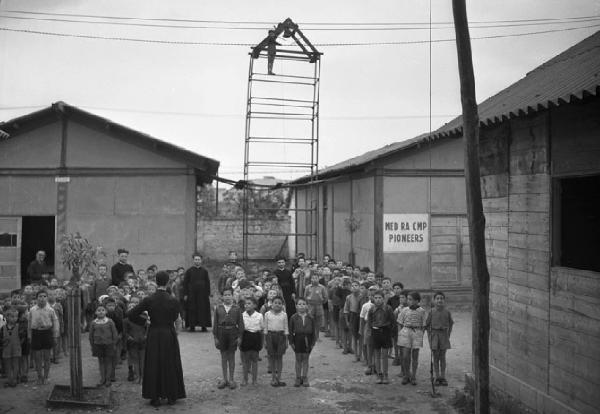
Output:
[{"xmin": 21, "ymin": 216, "xmax": 55, "ymax": 285}]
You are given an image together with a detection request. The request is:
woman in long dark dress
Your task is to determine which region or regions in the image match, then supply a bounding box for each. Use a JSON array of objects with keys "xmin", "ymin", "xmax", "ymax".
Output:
[{"xmin": 127, "ymin": 271, "xmax": 186, "ymax": 406}]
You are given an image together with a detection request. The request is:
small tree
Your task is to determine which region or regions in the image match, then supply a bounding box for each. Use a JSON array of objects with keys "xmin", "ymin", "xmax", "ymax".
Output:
[
  {"xmin": 60, "ymin": 233, "xmax": 105, "ymax": 398},
  {"xmin": 60, "ymin": 233, "xmax": 105, "ymax": 282}
]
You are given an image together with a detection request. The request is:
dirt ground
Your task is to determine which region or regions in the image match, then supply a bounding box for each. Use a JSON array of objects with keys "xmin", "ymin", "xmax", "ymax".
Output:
[{"xmin": 0, "ymin": 310, "xmax": 472, "ymax": 414}]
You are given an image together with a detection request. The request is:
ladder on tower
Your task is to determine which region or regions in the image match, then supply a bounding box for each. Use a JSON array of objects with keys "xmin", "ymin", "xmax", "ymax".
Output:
[{"xmin": 242, "ymin": 18, "xmax": 322, "ymax": 263}]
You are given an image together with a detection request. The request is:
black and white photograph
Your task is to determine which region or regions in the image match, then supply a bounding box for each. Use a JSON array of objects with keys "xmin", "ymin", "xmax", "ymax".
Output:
[{"xmin": 0, "ymin": 0, "xmax": 599, "ymax": 413}]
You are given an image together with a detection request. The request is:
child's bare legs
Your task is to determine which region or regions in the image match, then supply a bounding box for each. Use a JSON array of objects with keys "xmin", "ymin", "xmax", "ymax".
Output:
[
  {"xmin": 401, "ymin": 347, "xmax": 411, "ymax": 383},
  {"xmin": 381, "ymin": 347, "xmax": 389, "ymax": 379},
  {"xmin": 269, "ymin": 356, "xmax": 277, "ymax": 383},
  {"xmin": 42, "ymin": 349, "xmax": 51, "ymax": 382},
  {"xmin": 356, "ymin": 336, "xmax": 362, "ymax": 362},
  {"xmin": 438, "ymin": 349, "xmax": 447, "ymax": 381},
  {"xmin": 433, "ymin": 349, "xmax": 440, "ymax": 379},
  {"xmin": 294, "ymin": 353, "xmax": 302, "ymax": 380},
  {"xmin": 227, "ymin": 351, "xmax": 236, "ymax": 386},
  {"xmin": 219, "ymin": 351, "xmax": 228, "ymax": 384},
  {"xmin": 301, "ymin": 353, "xmax": 310, "ymax": 385},
  {"xmin": 374, "ymin": 348, "xmax": 382, "ymax": 381},
  {"xmin": 411, "ymin": 349, "xmax": 420, "ymax": 383},
  {"xmin": 275, "ymin": 356, "xmax": 284, "ymax": 384},
  {"xmin": 97, "ymin": 357, "xmax": 105, "ymax": 386},
  {"xmin": 104, "ymin": 357, "xmax": 112, "ymax": 386},
  {"xmin": 19, "ymin": 355, "xmax": 28, "ymax": 382},
  {"xmin": 249, "ymin": 351, "xmax": 258, "ymax": 384},
  {"xmin": 138, "ymin": 349, "xmax": 145, "ymax": 383},
  {"xmin": 241, "ymin": 352, "xmax": 249, "ymax": 385}
]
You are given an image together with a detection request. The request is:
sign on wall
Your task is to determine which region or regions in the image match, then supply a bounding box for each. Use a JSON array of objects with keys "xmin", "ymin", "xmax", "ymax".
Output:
[{"xmin": 383, "ymin": 214, "xmax": 429, "ymax": 252}]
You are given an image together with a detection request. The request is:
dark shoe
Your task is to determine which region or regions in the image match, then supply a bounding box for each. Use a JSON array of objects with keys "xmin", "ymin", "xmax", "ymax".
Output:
[
  {"xmin": 20, "ymin": 376, "xmax": 28, "ymax": 383},
  {"xmin": 229, "ymin": 380, "xmax": 237, "ymax": 389},
  {"xmin": 364, "ymin": 366, "xmax": 373, "ymax": 375},
  {"xmin": 411, "ymin": 377, "xmax": 417, "ymax": 386},
  {"xmin": 217, "ymin": 380, "xmax": 228, "ymax": 389},
  {"xmin": 127, "ymin": 368, "xmax": 135, "ymax": 382},
  {"xmin": 294, "ymin": 377, "xmax": 302, "ymax": 387},
  {"xmin": 271, "ymin": 379, "xmax": 278, "ymax": 387},
  {"xmin": 376, "ymin": 374, "xmax": 384, "ymax": 384},
  {"xmin": 201, "ymin": 327, "xmax": 208, "ymax": 332},
  {"xmin": 302, "ymin": 377, "xmax": 309, "ymax": 387},
  {"xmin": 277, "ymin": 381, "xmax": 286, "ymax": 387},
  {"xmin": 167, "ymin": 399, "xmax": 176, "ymax": 405},
  {"xmin": 150, "ymin": 399, "xmax": 161, "ymax": 407},
  {"xmin": 188, "ymin": 327, "xmax": 195, "ymax": 332},
  {"xmin": 401, "ymin": 376, "xmax": 410, "ymax": 385},
  {"xmin": 382, "ymin": 375, "xmax": 389, "ymax": 384},
  {"xmin": 439, "ymin": 378, "xmax": 448, "ymax": 386},
  {"xmin": 342, "ymin": 349, "xmax": 349, "ymax": 355}
]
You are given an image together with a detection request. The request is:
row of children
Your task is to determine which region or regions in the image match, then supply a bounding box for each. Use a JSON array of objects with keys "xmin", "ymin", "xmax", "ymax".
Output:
[
  {"xmin": 210, "ymin": 254, "xmax": 453, "ymax": 389},
  {"xmin": 0, "ymin": 287, "xmax": 64, "ymax": 387}
]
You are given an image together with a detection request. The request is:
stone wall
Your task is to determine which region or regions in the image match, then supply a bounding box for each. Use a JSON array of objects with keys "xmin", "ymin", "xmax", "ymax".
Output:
[{"xmin": 197, "ymin": 217, "xmax": 291, "ymax": 260}]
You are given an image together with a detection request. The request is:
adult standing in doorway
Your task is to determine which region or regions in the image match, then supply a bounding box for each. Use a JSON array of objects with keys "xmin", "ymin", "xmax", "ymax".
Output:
[
  {"xmin": 127, "ymin": 271, "xmax": 186, "ymax": 406},
  {"xmin": 27, "ymin": 250, "xmax": 47, "ymax": 285},
  {"xmin": 111, "ymin": 249, "xmax": 134, "ymax": 288},
  {"xmin": 183, "ymin": 253, "xmax": 212, "ymax": 332},
  {"xmin": 274, "ymin": 256, "xmax": 296, "ymax": 320}
]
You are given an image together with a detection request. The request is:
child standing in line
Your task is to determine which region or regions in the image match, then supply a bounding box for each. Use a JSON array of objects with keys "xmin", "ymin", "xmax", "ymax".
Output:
[
  {"xmin": 28, "ymin": 289, "xmax": 60, "ymax": 385},
  {"xmin": 394, "ymin": 290, "xmax": 409, "ymax": 377},
  {"xmin": 213, "ymin": 288, "xmax": 244, "ymax": 390},
  {"xmin": 263, "ymin": 296, "xmax": 288, "ymax": 387},
  {"xmin": 368, "ymin": 290, "xmax": 395, "ymax": 384},
  {"xmin": 359, "ymin": 285, "xmax": 377, "ymax": 375},
  {"xmin": 1, "ymin": 308, "xmax": 26, "ymax": 387},
  {"xmin": 426, "ymin": 291, "xmax": 453, "ymax": 386},
  {"xmin": 304, "ymin": 274, "xmax": 327, "ymax": 341},
  {"xmin": 105, "ymin": 297, "xmax": 123, "ymax": 381},
  {"xmin": 47, "ymin": 290, "xmax": 63, "ymax": 364},
  {"xmin": 343, "ymin": 281, "xmax": 361, "ymax": 357},
  {"xmin": 16, "ymin": 303, "xmax": 30, "ymax": 383},
  {"xmin": 123, "ymin": 297, "xmax": 147, "ymax": 383},
  {"xmin": 386, "ymin": 282, "xmax": 404, "ymax": 366},
  {"xmin": 240, "ymin": 297, "xmax": 263, "ymax": 386},
  {"xmin": 289, "ymin": 297, "xmax": 317, "ymax": 387},
  {"xmin": 89, "ymin": 305, "xmax": 118, "ymax": 387},
  {"xmin": 397, "ymin": 291, "xmax": 427, "ymax": 385}
]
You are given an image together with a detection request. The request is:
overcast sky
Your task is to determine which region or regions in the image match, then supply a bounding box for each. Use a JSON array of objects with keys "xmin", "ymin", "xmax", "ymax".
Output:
[{"xmin": 1, "ymin": 0, "xmax": 599, "ymax": 181}]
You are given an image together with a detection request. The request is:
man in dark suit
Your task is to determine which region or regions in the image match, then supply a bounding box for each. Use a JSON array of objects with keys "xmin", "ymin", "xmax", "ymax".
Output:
[
  {"xmin": 26, "ymin": 250, "xmax": 47, "ymax": 285},
  {"xmin": 127, "ymin": 271, "xmax": 186, "ymax": 406},
  {"xmin": 274, "ymin": 256, "xmax": 296, "ymax": 320}
]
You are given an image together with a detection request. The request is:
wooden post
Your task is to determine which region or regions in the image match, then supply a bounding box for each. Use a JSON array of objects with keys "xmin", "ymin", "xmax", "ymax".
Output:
[
  {"xmin": 68, "ymin": 286, "xmax": 83, "ymax": 399},
  {"xmin": 451, "ymin": 1, "xmax": 490, "ymax": 413}
]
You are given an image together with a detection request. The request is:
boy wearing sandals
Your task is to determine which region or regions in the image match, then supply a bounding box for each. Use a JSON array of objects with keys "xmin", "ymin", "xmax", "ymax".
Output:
[{"xmin": 397, "ymin": 291, "xmax": 427, "ymax": 385}]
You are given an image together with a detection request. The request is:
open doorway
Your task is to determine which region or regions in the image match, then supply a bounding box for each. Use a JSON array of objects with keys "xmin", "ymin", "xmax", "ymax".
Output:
[{"xmin": 21, "ymin": 216, "xmax": 55, "ymax": 285}]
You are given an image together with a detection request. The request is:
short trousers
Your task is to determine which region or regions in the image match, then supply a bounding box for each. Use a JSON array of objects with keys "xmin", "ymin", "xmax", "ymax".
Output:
[
  {"xmin": 308, "ymin": 304, "xmax": 324, "ymax": 327},
  {"xmin": 371, "ymin": 325, "xmax": 393, "ymax": 350},
  {"xmin": 265, "ymin": 331, "xmax": 287, "ymax": 357},
  {"xmin": 291, "ymin": 332, "xmax": 314, "ymax": 354},
  {"xmin": 429, "ymin": 329, "xmax": 451, "ymax": 350},
  {"xmin": 332, "ymin": 305, "xmax": 340, "ymax": 323},
  {"xmin": 398, "ymin": 326, "xmax": 424, "ymax": 349},
  {"xmin": 216, "ymin": 327, "xmax": 239, "ymax": 352},
  {"xmin": 92, "ymin": 343, "xmax": 115, "ymax": 358},
  {"xmin": 348, "ymin": 312, "xmax": 360, "ymax": 339},
  {"xmin": 31, "ymin": 329, "xmax": 53, "ymax": 351},
  {"xmin": 240, "ymin": 331, "xmax": 262, "ymax": 352}
]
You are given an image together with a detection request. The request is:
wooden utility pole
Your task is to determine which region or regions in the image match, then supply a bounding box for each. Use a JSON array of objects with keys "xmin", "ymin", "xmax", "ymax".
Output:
[{"xmin": 452, "ymin": 1, "xmax": 490, "ymax": 413}]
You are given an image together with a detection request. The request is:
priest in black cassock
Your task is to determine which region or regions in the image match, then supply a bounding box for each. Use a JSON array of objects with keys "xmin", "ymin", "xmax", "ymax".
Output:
[
  {"xmin": 127, "ymin": 271, "xmax": 185, "ymax": 406},
  {"xmin": 274, "ymin": 256, "xmax": 296, "ymax": 319},
  {"xmin": 183, "ymin": 253, "xmax": 212, "ymax": 332}
]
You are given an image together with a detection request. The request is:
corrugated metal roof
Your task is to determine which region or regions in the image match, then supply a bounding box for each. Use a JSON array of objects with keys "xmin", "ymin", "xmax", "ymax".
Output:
[{"xmin": 296, "ymin": 30, "xmax": 600, "ymax": 182}]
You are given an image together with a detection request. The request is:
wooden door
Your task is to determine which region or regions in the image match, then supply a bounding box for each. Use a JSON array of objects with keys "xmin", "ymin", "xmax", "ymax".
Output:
[
  {"xmin": 430, "ymin": 215, "xmax": 470, "ymax": 287},
  {"xmin": 0, "ymin": 217, "xmax": 22, "ymax": 292}
]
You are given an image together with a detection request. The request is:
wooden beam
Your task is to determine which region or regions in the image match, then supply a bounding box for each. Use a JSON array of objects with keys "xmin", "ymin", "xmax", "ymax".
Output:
[{"xmin": 452, "ymin": 1, "xmax": 491, "ymax": 413}]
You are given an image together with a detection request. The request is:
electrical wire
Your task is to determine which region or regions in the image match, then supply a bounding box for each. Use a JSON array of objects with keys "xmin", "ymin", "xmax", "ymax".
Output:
[
  {"xmin": 2, "ymin": 13, "xmax": 600, "ymax": 31},
  {"xmin": 4, "ymin": 9, "xmax": 600, "ymax": 26},
  {"xmin": 1, "ymin": 23, "xmax": 599, "ymax": 47}
]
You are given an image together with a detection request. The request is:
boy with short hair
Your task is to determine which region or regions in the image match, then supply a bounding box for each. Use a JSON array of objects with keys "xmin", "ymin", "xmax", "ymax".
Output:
[
  {"xmin": 343, "ymin": 281, "xmax": 362, "ymax": 357},
  {"xmin": 368, "ymin": 290, "xmax": 395, "ymax": 384},
  {"xmin": 304, "ymin": 273, "xmax": 327, "ymax": 341},
  {"xmin": 387, "ymin": 282, "xmax": 404, "ymax": 365},
  {"xmin": 28, "ymin": 289, "xmax": 60, "ymax": 385}
]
